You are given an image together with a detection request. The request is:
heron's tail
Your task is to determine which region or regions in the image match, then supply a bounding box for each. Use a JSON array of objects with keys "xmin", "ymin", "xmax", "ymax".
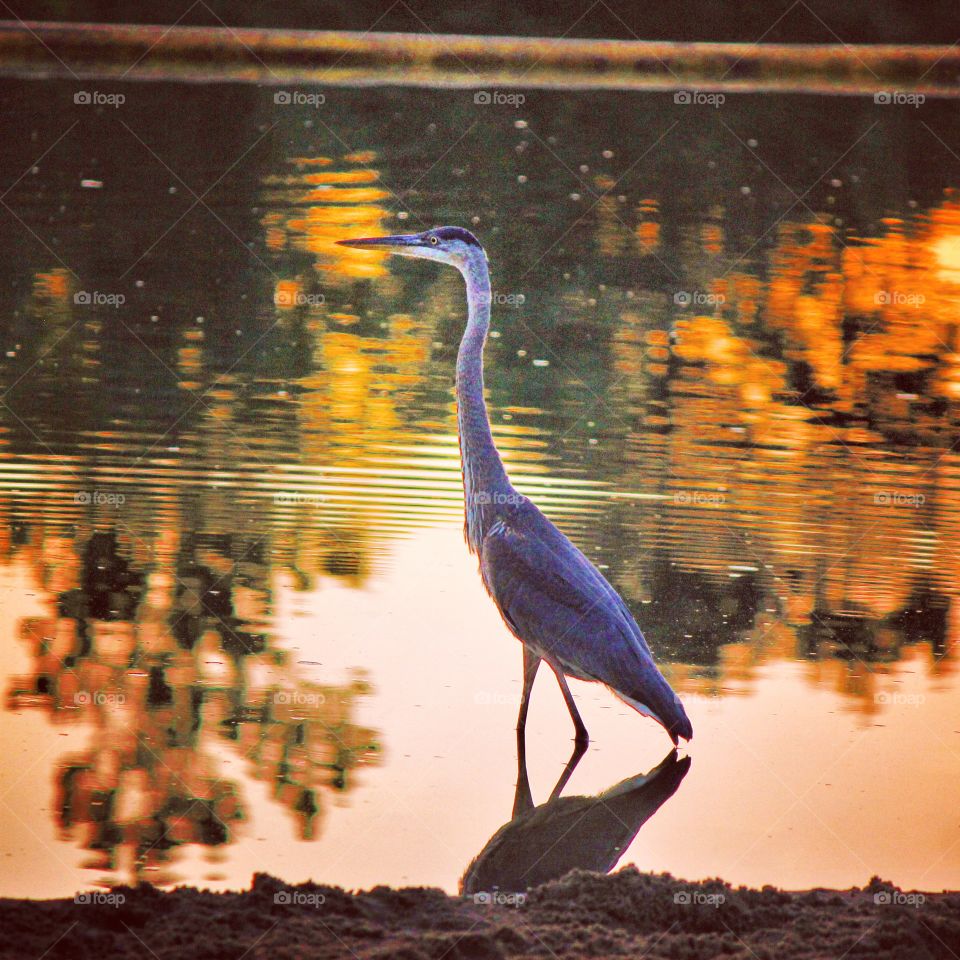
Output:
[
  {"xmin": 614, "ymin": 664, "xmax": 693, "ymax": 743},
  {"xmin": 667, "ymin": 699, "xmax": 694, "ymax": 743}
]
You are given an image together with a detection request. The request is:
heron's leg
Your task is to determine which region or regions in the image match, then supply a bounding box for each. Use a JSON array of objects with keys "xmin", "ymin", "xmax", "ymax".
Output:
[
  {"xmin": 512, "ymin": 722, "xmax": 534, "ymax": 819},
  {"xmin": 516, "ymin": 646, "xmax": 541, "ymax": 734},
  {"xmin": 548, "ymin": 737, "xmax": 588, "ymax": 802},
  {"xmin": 547, "ymin": 662, "xmax": 590, "ymax": 746}
]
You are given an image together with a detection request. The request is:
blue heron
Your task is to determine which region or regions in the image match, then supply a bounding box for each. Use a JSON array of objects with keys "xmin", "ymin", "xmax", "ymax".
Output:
[{"xmin": 336, "ymin": 227, "xmax": 693, "ymax": 745}]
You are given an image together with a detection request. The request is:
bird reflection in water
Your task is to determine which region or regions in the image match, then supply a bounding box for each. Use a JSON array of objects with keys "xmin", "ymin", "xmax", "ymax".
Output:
[{"xmin": 461, "ymin": 737, "xmax": 690, "ymax": 896}]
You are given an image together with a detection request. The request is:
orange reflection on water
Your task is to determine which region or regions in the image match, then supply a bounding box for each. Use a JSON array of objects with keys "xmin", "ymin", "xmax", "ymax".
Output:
[
  {"xmin": 268, "ymin": 153, "xmax": 393, "ymax": 280},
  {"xmin": 603, "ymin": 195, "xmax": 960, "ymax": 712}
]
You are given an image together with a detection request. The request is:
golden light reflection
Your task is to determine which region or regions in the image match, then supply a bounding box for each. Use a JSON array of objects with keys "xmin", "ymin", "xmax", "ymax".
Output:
[
  {"xmin": 266, "ymin": 152, "xmax": 394, "ymax": 281},
  {"xmin": 604, "ymin": 194, "xmax": 960, "ymax": 712}
]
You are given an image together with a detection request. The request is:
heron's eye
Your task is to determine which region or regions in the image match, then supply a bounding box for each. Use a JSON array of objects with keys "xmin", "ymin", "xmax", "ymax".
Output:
[{"xmin": 429, "ymin": 236, "xmax": 439, "ymax": 245}]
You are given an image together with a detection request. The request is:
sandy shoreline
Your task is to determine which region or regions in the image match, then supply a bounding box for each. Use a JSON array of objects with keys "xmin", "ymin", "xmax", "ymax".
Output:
[{"xmin": 0, "ymin": 869, "xmax": 954, "ymax": 959}]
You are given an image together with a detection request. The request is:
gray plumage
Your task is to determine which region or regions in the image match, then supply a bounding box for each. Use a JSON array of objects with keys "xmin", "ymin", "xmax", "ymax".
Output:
[{"xmin": 337, "ymin": 227, "xmax": 693, "ymax": 745}]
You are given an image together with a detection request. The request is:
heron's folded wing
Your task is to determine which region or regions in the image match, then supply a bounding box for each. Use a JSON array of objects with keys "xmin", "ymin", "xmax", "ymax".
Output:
[{"xmin": 479, "ymin": 504, "xmax": 651, "ymax": 675}]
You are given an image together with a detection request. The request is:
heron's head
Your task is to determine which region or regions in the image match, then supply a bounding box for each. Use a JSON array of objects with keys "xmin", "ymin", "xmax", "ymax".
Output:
[{"xmin": 336, "ymin": 226, "xmax": 484, "ymax": 269}]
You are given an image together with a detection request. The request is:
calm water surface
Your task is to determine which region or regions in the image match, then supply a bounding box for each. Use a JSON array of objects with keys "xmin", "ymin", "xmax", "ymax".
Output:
[{"xmin": 2, "ymin": 79, "xmax": 960, "ymax": 897}]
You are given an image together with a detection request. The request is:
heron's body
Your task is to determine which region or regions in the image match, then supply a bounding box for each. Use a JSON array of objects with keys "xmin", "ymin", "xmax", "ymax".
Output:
[{"xmin": 337, "ymin": 226, "xmax": 693, "ymax": 745}]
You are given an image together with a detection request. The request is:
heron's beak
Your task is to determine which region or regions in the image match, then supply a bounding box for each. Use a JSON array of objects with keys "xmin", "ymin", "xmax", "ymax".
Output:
[{"xmin": 335, "ymin": 233, "xmax": 424, "ymax": 251}]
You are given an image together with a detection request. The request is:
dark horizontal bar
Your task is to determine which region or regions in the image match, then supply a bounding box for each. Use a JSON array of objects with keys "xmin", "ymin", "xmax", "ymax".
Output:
[{"xmin": 0, "ymin": 20, "xmax": 958, "ymax": 94}]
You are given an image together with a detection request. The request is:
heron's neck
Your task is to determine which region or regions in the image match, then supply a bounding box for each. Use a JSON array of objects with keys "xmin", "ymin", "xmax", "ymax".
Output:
[{"xmin": 456, "ymin": 248, "xmax": 511, "ymax": 551}]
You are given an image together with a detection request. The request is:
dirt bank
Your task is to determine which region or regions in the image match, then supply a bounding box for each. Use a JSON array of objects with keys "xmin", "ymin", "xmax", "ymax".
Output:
[{"xmin": 1, "ymin": 870, "xmax": 956, "ymax": 959}]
